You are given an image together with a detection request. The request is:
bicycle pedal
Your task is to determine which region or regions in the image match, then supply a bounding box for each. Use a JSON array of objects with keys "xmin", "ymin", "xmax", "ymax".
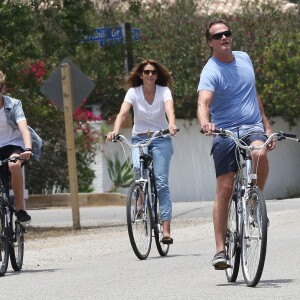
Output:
[{"xmin": 214, "ymin": 263, "xmax": 231, "ymax": 270}]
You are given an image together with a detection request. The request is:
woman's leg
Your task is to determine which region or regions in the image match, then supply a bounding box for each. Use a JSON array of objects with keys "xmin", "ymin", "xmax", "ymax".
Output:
[{"xmin": 151, "ymin": 137, "xmax": 173, "ymax": 237}]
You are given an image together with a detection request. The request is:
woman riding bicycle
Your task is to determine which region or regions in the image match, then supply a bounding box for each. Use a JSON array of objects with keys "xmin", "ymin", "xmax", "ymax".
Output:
[{"xmin": 106, "ymin": 59, "xmax": 177, "ymax": 244}]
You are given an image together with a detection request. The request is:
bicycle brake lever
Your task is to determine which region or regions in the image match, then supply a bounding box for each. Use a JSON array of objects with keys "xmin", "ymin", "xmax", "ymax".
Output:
[{"xmin": 112, "ymin": 134, "xmax": 120, "ymax": 142}]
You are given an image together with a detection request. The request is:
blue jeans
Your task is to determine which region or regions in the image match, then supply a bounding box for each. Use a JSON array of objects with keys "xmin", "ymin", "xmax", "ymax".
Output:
[{"xmin": 131, "ymin": 135, "xmax": 174, "ymax": 221}]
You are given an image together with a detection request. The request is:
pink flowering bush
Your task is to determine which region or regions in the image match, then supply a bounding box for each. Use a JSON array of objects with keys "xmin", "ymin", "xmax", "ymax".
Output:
[{"xmin": 19, "ymin": 60, "xmax": 48, "ymax": 89}]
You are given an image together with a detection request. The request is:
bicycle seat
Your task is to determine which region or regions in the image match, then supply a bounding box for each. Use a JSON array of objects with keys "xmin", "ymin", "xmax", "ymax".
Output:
[{"xmin": 141, "ymin": 153, "xmax": 153, "ymax": 168}]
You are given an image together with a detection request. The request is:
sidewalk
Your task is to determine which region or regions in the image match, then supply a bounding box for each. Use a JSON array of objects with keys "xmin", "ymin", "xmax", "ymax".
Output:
[
  {"xmin": 27, "ymin": 197, "xmax": 300, "ymax": 229},
  {"xmin": 27, "ymin": 200, "xmax": 214, "ymax": 228},
  {"xmin": 26, "ymin": 192, "xmax": 127, "ymax": 209}
]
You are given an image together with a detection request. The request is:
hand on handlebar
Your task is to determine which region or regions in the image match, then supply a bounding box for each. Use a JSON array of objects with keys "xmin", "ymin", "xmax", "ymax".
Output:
[
  {"xmin": 265, "ymin": 129, "xmax": 276, "ymax": 152},
  {"xmin": 106, "ymin": 132, "xmax": 119, "ymax": 142},
  {"xmin": 201, "ymin": 122, "xmax": 216, "ymax": 136},
  {"xmin": 167, "ymin": 125, "xmax": 178, "ymax": 136},
  {"xmin": 20, "ymin": 151, "xmax": 32, "ymax": 161}
]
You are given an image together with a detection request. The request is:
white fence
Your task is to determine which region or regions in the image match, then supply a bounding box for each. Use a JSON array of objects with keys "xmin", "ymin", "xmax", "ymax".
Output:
[{"xmin": 91, "ymin": 117, "xmax": 300, "ymax": 202}]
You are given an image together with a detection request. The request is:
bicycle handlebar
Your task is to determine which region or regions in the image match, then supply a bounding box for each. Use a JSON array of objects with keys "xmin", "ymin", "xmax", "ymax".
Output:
[
  {"xmin": 110, "ymin": 128, "xmax": 180, "ymax": 149},
  {"xmin": 200, "ymin": 128, "xmax": 299, "ymax": 150},
  {"xmin": 0, "ymin": 156, "xmax": 25, "ymax": 166}
]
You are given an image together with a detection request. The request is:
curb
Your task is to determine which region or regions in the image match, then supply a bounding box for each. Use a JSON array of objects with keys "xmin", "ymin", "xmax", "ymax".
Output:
[{"xmin": 26, "ymin": 193, "xmax": 127, "ymax": 209}]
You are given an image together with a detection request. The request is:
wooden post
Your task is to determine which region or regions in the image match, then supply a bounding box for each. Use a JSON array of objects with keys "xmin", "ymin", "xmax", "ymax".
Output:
[{"xmin": 61, "ymin": 63, "xmax": 81, "ymax": 230}]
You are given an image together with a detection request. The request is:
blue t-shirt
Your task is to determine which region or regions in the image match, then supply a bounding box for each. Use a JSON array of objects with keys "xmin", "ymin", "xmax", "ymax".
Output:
[{"xmin": 197, "ymin": 51, "xmax": 262, "ymax": 129}]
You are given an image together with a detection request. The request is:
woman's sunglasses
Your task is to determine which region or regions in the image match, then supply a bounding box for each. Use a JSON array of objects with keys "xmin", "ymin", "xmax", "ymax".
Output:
[
  {"xmin": 143, "ymin": 69, "xmax": 158, "ymax": 75},
  {"xmin": 210, "ymin": 30, "xmax": 232, "ymax": 40}
]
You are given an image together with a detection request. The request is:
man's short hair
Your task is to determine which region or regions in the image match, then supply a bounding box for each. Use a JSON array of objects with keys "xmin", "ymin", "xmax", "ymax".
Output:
[{"xmin": 205, "ymin": 18, "xmax": 230, "ymax": 43}]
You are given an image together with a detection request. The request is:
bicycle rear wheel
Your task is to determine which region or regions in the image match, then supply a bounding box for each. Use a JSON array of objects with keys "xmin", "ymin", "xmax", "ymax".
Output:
[
  {"xmin": 241, "ymin": 188, "xmax": 268, "ymax": 287},
  {"xmin": 0, "ymin": 208, "xmax": 9, "ymax": 276},
  {"xmin": 9, "ymin": 211, "xmax": 24, "ymax": 271},
  {"xmin": 154, "ymin": 198, "xmax": 169, "ymax": 256},
  {"xmin": 225, "ymin": 192, "xmax": 241, "ymax": 282},
  {"xmin": 126, "ymin": 183, "xmax": 152, "ymax": 260}
]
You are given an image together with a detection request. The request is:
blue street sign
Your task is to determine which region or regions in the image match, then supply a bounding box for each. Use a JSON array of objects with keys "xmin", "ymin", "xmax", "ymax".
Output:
[{"xmin": 82, "ymin": 27, "xmax": 140, "ymax": 47}]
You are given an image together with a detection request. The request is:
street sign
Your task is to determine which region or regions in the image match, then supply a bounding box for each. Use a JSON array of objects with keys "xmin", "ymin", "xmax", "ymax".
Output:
[
  {"xmin": 40, "ymin": 58, "xmax": 95, "ymax": 111},
  {"xmin": 82, "ymin": 26, "xmax": 140, "ymax": 47}
]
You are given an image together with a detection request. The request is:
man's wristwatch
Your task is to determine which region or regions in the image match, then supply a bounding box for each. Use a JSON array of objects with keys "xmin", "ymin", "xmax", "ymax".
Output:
[{"xmin": 24, "ymin": 148, "xmax": 32, "ymax": 152}]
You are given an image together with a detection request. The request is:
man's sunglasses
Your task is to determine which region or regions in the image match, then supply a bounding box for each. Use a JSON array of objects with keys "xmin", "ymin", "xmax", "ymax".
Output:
[
  {"xmin": 210, "ymin": 30, "xmax": 232, "ymax": 40},
  {"xmin": 143, "ymin": 69, "xmax": 158, "ymax": 75}
]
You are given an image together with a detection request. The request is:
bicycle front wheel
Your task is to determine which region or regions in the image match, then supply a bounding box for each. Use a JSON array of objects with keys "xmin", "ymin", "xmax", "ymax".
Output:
[
  {"xmin": 126, "ymin": 183, "xmax": 152, "ymax": 260},
  {"xmin": 0, "ymin": 209, "xmax": 9, "ymax": 276},
  {"xmin": 154, "ymin": 198, "xmax": 169, "ymax": 256},
  {"xmin": 241, "ymin": 188, "xmax": 268, "ymax": 287},
  {"xmin": 9, "ymin": 211, "xmax": 24, "ymax": 271},
  {"xmin": 225, "ymin": 193, "xmax": 241, "ymax": 282}
]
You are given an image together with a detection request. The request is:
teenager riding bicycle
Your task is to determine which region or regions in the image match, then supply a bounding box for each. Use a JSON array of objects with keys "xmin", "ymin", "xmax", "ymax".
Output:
[
  {"xmin": 196, "ymin": 18, "xmax": 276, "ymax": 269},
  {"xmin": 0, "ymin": 70, "xmax": 40, "ymax": 225},
  {"xmin": 106, "ymin": 59, "xmax": 177, "ymax": 244}
]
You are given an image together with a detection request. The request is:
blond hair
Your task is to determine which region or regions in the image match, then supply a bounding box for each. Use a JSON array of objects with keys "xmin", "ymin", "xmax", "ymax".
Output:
[{"xmin": 0, "ymin": 71, "xmax": 6, "ymax": 84}]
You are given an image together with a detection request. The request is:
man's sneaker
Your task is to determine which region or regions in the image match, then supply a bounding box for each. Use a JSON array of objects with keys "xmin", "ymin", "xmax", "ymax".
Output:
[
  {"xmin": 16, "ymin": 210, "xmax": 31, "ymax": 225},
  {"xmin": 211, "ymin": 251, "xmax": 229, "ymax": 270}
]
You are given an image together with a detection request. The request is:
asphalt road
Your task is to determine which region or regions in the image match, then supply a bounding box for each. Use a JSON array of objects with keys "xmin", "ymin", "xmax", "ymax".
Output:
[{"xmin": 1, "ymin": 198, "xmax": 300, "ymax": 299}]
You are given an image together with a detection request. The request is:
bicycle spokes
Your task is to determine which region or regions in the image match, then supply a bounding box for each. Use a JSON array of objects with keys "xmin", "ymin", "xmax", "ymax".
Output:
[
  {"xmin": 241, "ymin": 188, "xmax": 268, "ymax": 287},
  {"xmin": 126, "ymin": 183, "xmax": 152, "ymax": 260},
  {"xmin": 226, "ymin": 196, "xmax": 241, "ymax": 282}
]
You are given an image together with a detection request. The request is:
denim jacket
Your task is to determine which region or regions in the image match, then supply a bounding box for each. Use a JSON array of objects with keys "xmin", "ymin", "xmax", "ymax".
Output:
[{"xmin": 3, "ymin": 95, "xmax": 43, "ymax": 160}]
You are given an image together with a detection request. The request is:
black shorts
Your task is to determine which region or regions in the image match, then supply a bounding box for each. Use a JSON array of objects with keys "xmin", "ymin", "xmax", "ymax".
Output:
[{"xmin": 0, "ymin": 145, "xmax": 24, "ymax": 161}]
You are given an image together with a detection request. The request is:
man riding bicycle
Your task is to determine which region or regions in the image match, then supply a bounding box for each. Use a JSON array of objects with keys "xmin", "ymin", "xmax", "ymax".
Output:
[{"xmin": 196, "ymin": 18, "xmax": 276, "ymax": 269}]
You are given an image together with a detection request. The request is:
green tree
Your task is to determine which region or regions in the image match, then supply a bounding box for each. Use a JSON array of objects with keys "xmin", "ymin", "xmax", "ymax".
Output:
[
  {"xmin": 89, "ymin": 0, "xmax": 299, "ymax": 125},
  {"xmin": 0, "ymin": 0, "xmax": 98, "ymax": 193},
  {"xmin": 0, "ymin": 0, "xmax": 299, "ymax": 194}
]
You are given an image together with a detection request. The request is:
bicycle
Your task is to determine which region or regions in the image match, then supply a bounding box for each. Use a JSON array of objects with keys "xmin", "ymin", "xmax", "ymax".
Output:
[
  {"xmin": 205, "ymin": 128, "xmax": 299, "ymax": 287},
  {"xmin": 111, "ymin": 129, "xmax": 178, "ymax": 260},
  {"xmin": 0, "ymin": 156, "xmax": 27, "ymax": 276}
]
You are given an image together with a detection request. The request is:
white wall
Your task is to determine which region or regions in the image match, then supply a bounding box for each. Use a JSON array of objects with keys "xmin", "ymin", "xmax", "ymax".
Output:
[{"xmin": 92, "ymin": 118, "xmax": 300, "ymax": 201}]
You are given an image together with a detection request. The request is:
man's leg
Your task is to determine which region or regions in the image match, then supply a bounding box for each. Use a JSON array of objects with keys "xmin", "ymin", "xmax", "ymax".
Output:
[
  {"xmin": 250, "ymin": 140, "xmax": 269, "ymax": 191},
  {"xmin": 213, "ymin": 172, "xmax": 235, "ymax": 253}
]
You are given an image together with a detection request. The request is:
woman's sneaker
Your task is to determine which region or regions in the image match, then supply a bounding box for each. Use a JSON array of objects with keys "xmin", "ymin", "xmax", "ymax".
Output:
[
  {"xmin": 16, "ymin": 210, "xmax": 31, "ymax": 225},
  {"xmin": 211, "ymin": 251, "xmax": 229, "ymax": 270}
]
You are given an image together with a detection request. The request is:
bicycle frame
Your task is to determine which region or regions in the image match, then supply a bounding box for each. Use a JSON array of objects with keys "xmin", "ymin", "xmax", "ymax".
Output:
[{"xmin": 238, "ymin": 148, "xmax": 258, "ymax": 242}]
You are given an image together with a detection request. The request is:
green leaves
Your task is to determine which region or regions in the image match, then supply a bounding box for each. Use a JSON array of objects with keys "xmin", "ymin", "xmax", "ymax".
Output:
[{"xmin": 105, "ymin": 152, "xmax": 134, "ymax": 193}]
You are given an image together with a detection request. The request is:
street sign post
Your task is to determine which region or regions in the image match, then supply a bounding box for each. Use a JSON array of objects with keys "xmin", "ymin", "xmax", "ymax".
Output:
[{"xmin": 41, "ymin": 59, "xmax": 95, "ymax": 230}]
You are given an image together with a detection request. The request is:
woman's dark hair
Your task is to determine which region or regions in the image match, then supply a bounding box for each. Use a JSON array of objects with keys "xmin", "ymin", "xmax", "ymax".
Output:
[
  {"xmin": 126, "ymin": 59, "xmax": 173, "ymax": 89},
  {"xmin": 205, "ymin": 18, "xmax": 230, "ymax": 43}
]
